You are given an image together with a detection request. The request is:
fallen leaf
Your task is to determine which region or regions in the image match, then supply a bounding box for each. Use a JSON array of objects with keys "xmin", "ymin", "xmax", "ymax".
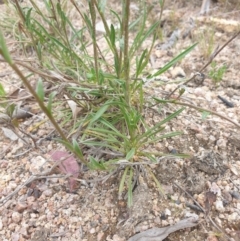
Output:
[
  {"xmin": 128, "ymin": 216, "xmax": 199, "ymax": 241},
  {"xmin": 64, "ymin": 95, "xmax": 81, "ymax": 124},
  {"xmin": 50, "ymin": 150, "xmax": 80, "ymax": 192},
  {"xmin": 1, "ymin": 127, "xmax": 18, "ymax": 141},
  {"xmin": 205, "ymin": 191, "xmax": 217, "ymax": 214}
]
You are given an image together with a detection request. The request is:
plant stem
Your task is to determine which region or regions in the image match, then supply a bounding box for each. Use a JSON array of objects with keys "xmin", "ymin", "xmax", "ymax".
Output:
[
  {"xmin": 89, "ymin": 0, "xmax": 99, "ymax": 84},
  {"xmin": 123, "ymin": 0, "xmax": 131, "ymax": 106},
  {"xmin": 10, "ymin": 63, "xmax": 69, "ymax": 142}
]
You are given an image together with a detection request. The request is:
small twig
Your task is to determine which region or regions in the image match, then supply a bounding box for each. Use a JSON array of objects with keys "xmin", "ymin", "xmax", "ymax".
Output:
[
  {"xmin": 12, "ymin": 148, "xmax": 32, "ymax": 158},
  {"xmin": 173, "ymin": 182, "xmax": 205, "ymax": 213},
  {"xmin": 18, "ymin": 127, "xmax": 38, "ymax": 149},
  {"xmin": 0, "ymin": 155, "xmax": 72, "ymax": 206},
  {"xmin": 167, "ymin": 30, "xmax": 240, "ymax": 99},
  {"xmin": 208, "ymin": 216, "xmax": 233, "ymax": 241},
  {"xmin": 174, "ymin": 100, "xmax": 240, "ymax": 129},
  {"xmin": 151, "ymin": 98, "xmax": 240, "ymax": 129},
  {"xmin": 174, "ymin": 182, "xmax": 233, "ymax": 241}
]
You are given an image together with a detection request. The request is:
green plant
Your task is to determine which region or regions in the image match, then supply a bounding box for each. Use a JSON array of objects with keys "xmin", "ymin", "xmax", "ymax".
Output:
[
  {"xmin": 197, "ymin": 27, "xmax": 215, "ymax": 59},
  {"xmin": 0, "ymin": 0, "xmax": 195, "ymax": 206},
  {"xmin": 209, "ymin": 61, "xmax": 227, "ymax": 85}
]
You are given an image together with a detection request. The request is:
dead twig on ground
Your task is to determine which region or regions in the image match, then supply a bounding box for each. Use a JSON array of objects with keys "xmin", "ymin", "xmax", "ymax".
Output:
[
  {"xmin": 0, "ymin": 155, "xmax": 72, "ymax": 206},
  {"xmin": 173, "ymin": 182, "xmax": 233, "ymax": 241},
  {"xmin": 167, "ymin": 30, "xmax": 240, "ymax": 99}
]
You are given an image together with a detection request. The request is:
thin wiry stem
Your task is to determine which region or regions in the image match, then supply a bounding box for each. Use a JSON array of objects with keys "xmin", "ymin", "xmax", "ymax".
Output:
[
  {"xmin": 89, "ymin": 0, "xmax": 99, "ymax": 84},
  {"xmin": 123, "ymin": 0, "xmax": 131, "ymax": 106}
]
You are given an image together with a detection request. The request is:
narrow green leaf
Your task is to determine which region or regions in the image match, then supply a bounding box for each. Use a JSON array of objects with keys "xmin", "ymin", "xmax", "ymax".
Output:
[
  {"xmin": 156, "ymin": 108, "xmax": 185, "ymax": 126},
  {"xmin": 126, "ymin": 148, "xmax": 135, "ymax": 161},
  {"xmin": 139, "ymin": 108, "xmax": 184, "ymax": 140},
  {"xmin": 110, "ymin": 24, "xmax": 116, "ymax": 47},
  {"xmin": 99, "ymin": 119, "xmax": 126, "ymax": 138},
  {"xmin": 130, "ymin": 21, "xmax": 159, "ymax": 58},
  {"xmin": 57, "ymin": 139, "xmax": 74, "ymax": 153},
  {"xmin": 127, "ymin": 168, "xmax": 133, "ymax": 207},
  {"xmin": 36, "ymin": 79, "xmax": 44, "ymax": 101},
  {"xmin": 119, "ymin": 167, "xmax": 129, "ymax": 196},
  {"xmin": 81, "ymin": 140, "xmax": 119, "ymax": 150},
  {"xmin": 153, "ymin": 97, "xmax": 175, "ymax": 104},
  {"xmin": 89, "ymin": 156, "xmax": 106, "ymax": 170},
  {"xmin": 25, "ymin": 8, "xmax": 33, "ymax": 29},
  {"xmin": 143, "ymin": 131, "xmax": 182, "ymax": 145},
  {"xmin": 149, "ymin": 170, "xmax": 164, "ymax": 197},
  {"xmin": 6, "ymin": 103, "xmax": 16, "ymax": 118},
  {"xmin": 72, "ymin": 139, "xmax": 84, "ymax": 159},
  {"xmin": 0, "ymin": 30, "xmax": 13, "ymax": 64},
  {"xmin": 150, "ymin": 43, "xmax": 197, "ymax": 78},
  {"xmin": 0, "ymin": 83, "xmax": 6, "ymax": 97},
  {"xmin": 98, "ymin": 0, "xmax": 107, "ymax": 13},
  {"xmin": 136, "ymin": 49, "xmax": 147, "ymax": 77},
  {"xmin": 89, "ymin": 102, "xmax": 110, "ymax": 125},
  {"xmin": 47, "ymin": 91, "xmax": 56, "ymax": 113}
]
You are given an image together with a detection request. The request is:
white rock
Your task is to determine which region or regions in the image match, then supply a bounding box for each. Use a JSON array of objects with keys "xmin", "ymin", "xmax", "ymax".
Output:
[
  {"xmin": 170, "ymin": 67, "xmax": 186, "ymax": 78},
  {"xmin": 29, "ymin": 156, "xmax": 47, "ymax": 174},
  {"xmin": 227, "ymin": 212, "xmax": 238, "ymax": 222},
  {"xmin": 12, "ymin": 212, "xmax": 22, "ymax": 223},
  {"xmin": 215, "ymin": 200, "xmax": 225, "ymax": 212},
  {"xmin": 165, "ymin": 208, "xmax": 171, "ymax": 216},
  {"xmin": 42, "ymin": 189, "xmax": 53, "ymax": 197},
  {"xmin": 209, "ymin": 135, "xmax": 216, "ymax": 142}
]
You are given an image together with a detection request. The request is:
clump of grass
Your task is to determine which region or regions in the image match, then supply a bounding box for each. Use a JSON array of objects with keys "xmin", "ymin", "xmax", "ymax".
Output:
[
  {"xmin": 209, "ymin": 61, "xmax": 227, "ymax": 86},
  {"xmin": 0, "ymin": 0, "xmax": 195, "ymax": 206},
  {"xmin": 197, "ymin": 27, "xmax": 215, "ymax": 59}
]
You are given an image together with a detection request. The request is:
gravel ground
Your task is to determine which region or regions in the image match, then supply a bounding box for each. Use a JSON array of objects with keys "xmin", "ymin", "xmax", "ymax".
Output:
[{"xmin": 1, "ymin": 1, "xmax": 240, "ymax": 241}]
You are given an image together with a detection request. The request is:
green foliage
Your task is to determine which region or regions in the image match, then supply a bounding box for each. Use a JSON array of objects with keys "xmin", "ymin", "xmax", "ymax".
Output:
[
  {"xmin": 0, "ymin": 0, "xmax": 196, "ymax": 206},
  {"xmin": 197, "ymin": 27, "xmax": 215, "ymax": 59},
  {"xmin": 209, "ymin": 61, "xmax": 227, "ymax": 85}
]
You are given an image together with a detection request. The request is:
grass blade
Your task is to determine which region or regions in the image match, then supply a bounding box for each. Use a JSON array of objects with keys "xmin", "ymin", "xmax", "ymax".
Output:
[{"xmin": 150, "ymin": 43, "xmax": 198, "ymax": 78}]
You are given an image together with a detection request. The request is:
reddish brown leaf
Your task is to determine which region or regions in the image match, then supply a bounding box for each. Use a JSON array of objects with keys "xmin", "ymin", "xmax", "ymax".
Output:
[
  {"xmin": 205, "ymin": 191, "xmax": 217, "ymax": 213},
  {"xmin": 50, "ymin": 150, "xmax": 80, "ymax": 192}
]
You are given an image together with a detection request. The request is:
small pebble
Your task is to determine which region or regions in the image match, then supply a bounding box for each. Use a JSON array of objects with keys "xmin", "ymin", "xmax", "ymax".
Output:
[
  {"xmin": 15, "ymin": 201, "xmax": 28, "ymax": 213},
  {"xmin": 42, "ymin": 189, "xmax": 53, "ymax": 197},
  {"xmin": 11, "ymin": 212, "xmax": 22, "ymax": 223},
  {"xmin": 227, "ymin": 212, "xmax": 238, "ymax": 222},
  {"xmin": 90, "ymin": 228, "xmax": 96, "ymax": 234},
  {"xmin": 230, "ymin": 191, "xmax": 240, "ymax": 200},
  {"xmin": 9, "ymin": 223, "xmax": 17, "ymax": 231},
  {"xmin": 215, "ymin": 200, "xmax": 225, "ymax": 212},
  {"xmin": 165, "ymin": 208, "xmax": 171, "ymax": 216}
]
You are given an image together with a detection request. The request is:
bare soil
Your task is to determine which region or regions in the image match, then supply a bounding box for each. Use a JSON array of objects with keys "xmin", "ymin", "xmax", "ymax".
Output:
[{"xmin": 0, "ymin": 1, "xmax": 240, "ymax": 241}]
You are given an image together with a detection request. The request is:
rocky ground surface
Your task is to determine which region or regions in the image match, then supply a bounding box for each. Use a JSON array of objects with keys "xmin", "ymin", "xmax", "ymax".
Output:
[{"xmin": 1, "ymin": 1, "xmax": 240, "ymax": 241}]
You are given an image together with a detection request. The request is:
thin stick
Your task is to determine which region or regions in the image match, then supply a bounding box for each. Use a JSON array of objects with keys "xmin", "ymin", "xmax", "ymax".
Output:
[
  {"xmin": 174, "ymin": 100, "xmax": 240, "ymax": 129},
  {"xmin": 167, "ymin": 30, "xmax": 240, "ymax": 99},
  {"xmin": 0, "ymin": 155, "xmax": 72, "ymax": 206},
  {"xmin": 173, "ymin": 182, "xmax": 205, "ymax": 213}
]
